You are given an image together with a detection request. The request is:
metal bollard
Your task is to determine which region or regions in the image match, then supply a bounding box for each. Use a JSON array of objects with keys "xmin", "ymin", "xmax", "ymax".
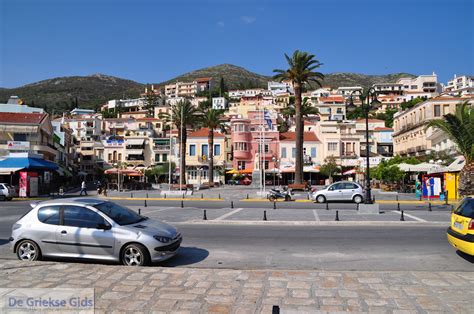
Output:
[
  {"xmin": 372, "ymin": 196, "xmax": 375, "ymax": 203},
  {"xmin": 138, "ymin": 208, "xmax": 141, "ymax": 215},
  {"xmin": 272, "ymin": 305, "xmax": 280, "ymax": 314},
  {"xmin": 397, "ymin": 202, "xmax": 400, "ymax": 211},
  {"xmin": 419, "ymin": 194, "xmax": 422, "ymax": 201},
  {"xmin": 164, "ymin": 194, "xmax": 167, "ymax": 199},
  {"xmin": 326, "ymin": 202, "xmax": 329, "ymax": 210},
  {"xmin": 335, "ymin": 210, "xmax": 340, "ymax": 221},
  {"xmin": 247, "ymin": 194, "xmax": 249, "ymax": 199},
  {"xmin": 307, "ymin": 194, "xmax": 309, "ymax": 200},
  {"xmin": 428, "ymin": 202, "xmax": 432, "ymax": 212},
  {"xmin": 231, "ymin": 201, "xmax": 234, "ymax": 209},
  {"xmin": 144, "ymin": 200, "xmax": 147, "ymax": 207},
  {"xmin": 203, "ymin": 210, "xmax": 207, "ymax": 220},
  {"xmin": 396, "ymin": 195, "xmax": 399, "ymax": 202},
  {"xmin": 181, "ymin": 200, "xmax": 184, "ymax": 208},
  {"xmin": 356, "ymin": 203, "xmax": 359, "ymax": 211},
  {"xmin": 273, "ymin": 201, "xmax": 276, "ymax": 209},
  {"xmin": 218, "ymin": 193, "xmax": 221, "ymax": 199},
  {"xmin": 131, "ymin": 193, "xmax": 133, "ymax": 198},
  {"xmin": 263, "ymin": 210, "xmax": 267, "ymax": 221},
  {"xmin": 201, "ymin": 193, "xmax": 203, "ymax": 199},
  {"xmin": 146, "ymin": 193, "xmax": 148, "ymax": 199},
  {"xmin": 445, "ymin": 191, "xmax": 449, "ymax": 205},
  {"xmin": 400, "ymin": 210, "xmax": 405, "ymax": 221}
]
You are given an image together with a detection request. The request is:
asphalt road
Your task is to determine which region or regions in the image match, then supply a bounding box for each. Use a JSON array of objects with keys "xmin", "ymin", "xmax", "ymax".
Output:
[{"xmin": 0, "ymin": 199, "xmax": 470, "ymax": 271}]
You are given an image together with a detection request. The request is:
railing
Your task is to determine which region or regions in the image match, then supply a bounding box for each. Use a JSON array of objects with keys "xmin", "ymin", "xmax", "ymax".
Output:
[{"xmin": 154, "ymin": 145, "xmax": 171, "ymax": 151}]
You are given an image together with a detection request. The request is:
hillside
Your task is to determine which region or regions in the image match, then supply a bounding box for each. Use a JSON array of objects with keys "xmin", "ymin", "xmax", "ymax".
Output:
[
  {"xmin": 0, "ymin": 74, "xmax": 143, "ymax": 112},
  {"xmin": 0, "ymin": 65, "xmax": 416, "ymax": 112}
]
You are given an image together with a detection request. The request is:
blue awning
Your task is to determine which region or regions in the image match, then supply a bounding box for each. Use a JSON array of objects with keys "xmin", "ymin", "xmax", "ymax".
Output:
[{"xmin": 0, "ymin": 157, "xmax": 59, "ymax": 171}]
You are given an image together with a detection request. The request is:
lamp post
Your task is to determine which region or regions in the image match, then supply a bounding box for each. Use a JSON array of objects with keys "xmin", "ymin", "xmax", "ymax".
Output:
[
  {"xmin": 346, "ymin": 88, "xmax": 381, "ymax": 204},
  {"xmin": 114, "ymin": 162, "xmax": 121, "ymax": 192}
]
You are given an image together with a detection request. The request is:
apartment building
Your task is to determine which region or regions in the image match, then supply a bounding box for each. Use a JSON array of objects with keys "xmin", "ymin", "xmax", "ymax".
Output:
[
  {"xmin": 445, "ymin": 74, "xmax": 474, "ymax": 96},
  {"xmin": 279, "ymin": 132, "xmax": 321, "ymax": 168},
  {"xmin": 212, "ymin": 97, "xmax": 228, "ymax": 110},
  {"xmin": 393, "ymin": 96, "xmax": 473, "ymax": 157},
  {"xmin": 63, "ymin": 115, "xmax": 102, "ymax": 141},
  {"xmin": 268, "ymin": 81, "xmax": 293, "ymax": 95},
  {"xmin": 52, "ymin": 121, "xmax": 74, "ymax": 169},
  {"xmin": 165, "ymin": 78, "xmax": 213, "ymax": 98},
  {"xmin": 372, "ymin": 83, "xmax": 404, "ymax": 95},
  {"xmin": 185, "ymin": 128, "xmax": 228, "ymax": 185},
  {"xmin": 313, "ymin": 96, "xmax": 346, "ymax": 121},
  {"xmin": 0, "ymin": 112, "xmax": 57, "ymax": 161},
  {"xmin": 397, "ymin": 73, "xmax": 441, "ymax": 94},
  {"xmin": 337, "ymin": 86, "xmax": 363, "ymax": 97},
  {"xmin": 230, "ymin": 111, "xmax": 279, "ymax": 172}
]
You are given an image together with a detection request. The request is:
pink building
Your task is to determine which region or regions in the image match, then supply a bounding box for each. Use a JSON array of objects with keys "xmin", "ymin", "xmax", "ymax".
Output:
[{"xmin": 231, "ymin": 110, "xmax": 279, "ymax": 172}]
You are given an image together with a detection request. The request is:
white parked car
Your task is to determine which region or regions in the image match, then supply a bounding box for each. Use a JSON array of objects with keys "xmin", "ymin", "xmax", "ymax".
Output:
[
  {"xmin": 311, "ymin": 181, "xmax": 365, "ymax": 203},
  {"xmin": 0, "ymin": 183, "xmax": 15, "ymax": 201}
]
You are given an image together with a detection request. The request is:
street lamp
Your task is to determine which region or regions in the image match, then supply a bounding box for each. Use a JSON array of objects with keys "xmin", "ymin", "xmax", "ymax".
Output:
[
  {"xmin": 271, "ymin": 156, "xmax": 279, "ymax": 188},
  {"xmin": 346, "ymin": 88, "xmax": 381, "ymax": 204},
  {"xmin": 114, "ymin": 162, "xmax": 121, "ymax": 192}
]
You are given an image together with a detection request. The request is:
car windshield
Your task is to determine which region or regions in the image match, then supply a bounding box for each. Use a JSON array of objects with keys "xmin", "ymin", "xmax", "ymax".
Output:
[
  {"xmin": 453, "ymin": 198, "xmax": 474, "ymax": 219},
  {"xmin": 94, "ymin": 202, "xmax": 146, "ymax": 225}
]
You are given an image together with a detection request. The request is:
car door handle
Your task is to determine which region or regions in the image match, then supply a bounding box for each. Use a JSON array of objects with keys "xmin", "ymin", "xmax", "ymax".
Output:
[{"xmin": 61, "ymin": 230, "xmax": 67, "ymax": 234}]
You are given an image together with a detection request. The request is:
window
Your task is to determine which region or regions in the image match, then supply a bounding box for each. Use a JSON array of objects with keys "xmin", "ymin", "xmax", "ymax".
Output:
[
  {"xmin": 311, "ymin": 147, "xmax": 317, "ymax": 158},
  {"xmin": 264, "ymin": 161, "xmax": 269, "ymax": 169},
  {"xmin": 434, "ymin": 105, "xmax": 441, "ymax": 117},
  {"xmin": 162, "ymin": 154, "xmax": 167, "ymax": 162},
  {"xmin": 63, "ymin": 206, "xmax": 106, "ymax": 228},
  {"xmin": 234, "ymin": 142, "xmax": 247, "ymax": 151},
  {"xmin": 237, "ymin": 161, "xmax": 246, "ymax": 170},
  {"xmin": 281, "ymin": 147, "xmax": 287, "ymax": 158},
  {"xmin": 453, "ymin": 198, "xmax": 474, "ymax": 219},
  {"xmin": 443, "ymin": 105, "xmax": 450, "ymax": 115},
  {"xmin": 13, "ymin": 134, "xmax": 27, "ymax": 141},
  {"xmin": 264, "ymin": 144, "xmax": 269, "ymax": 153},
  {"xmin": 155, "ymin": 154, "xmax": 160, "ymax": 162},
  {"xmin": 328, "ymin": 143, "xmax": 338, "ymax": 151},
  {"xmin": 37, "ymin": 206, "xmax": 61, "ymax": 225},
  {"xmin": 411, "ymin": 85, "xmax": 417, "ymax": 89},
  {"xmin": 343, "ymin": 183, "xmax": 358, "ymax": 189},
  {"xmin": 292, "ymin": 148, "xmax": 296, "ymax": 158},
  {"xmin": 214, "ymin": 144, "xmax": 221, "ymax": 156},
  {"xmin": 94, "ymin": 202, "xmax": 143, "ymax": 225},
  {"xmin": 201, "ymin": 144, "xmax": 209, "ymax": 157},
  {"xmin": 189, "ymin": 144, "xmax": 196, "ymax": 156}
]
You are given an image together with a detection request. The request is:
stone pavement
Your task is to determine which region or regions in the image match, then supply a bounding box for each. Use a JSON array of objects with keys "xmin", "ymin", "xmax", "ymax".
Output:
[{"xmin": 0, "ymin": 260, "xmax": 472, "ymax": 313}]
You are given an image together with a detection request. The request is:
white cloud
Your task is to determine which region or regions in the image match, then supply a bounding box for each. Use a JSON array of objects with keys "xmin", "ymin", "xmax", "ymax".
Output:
[
  {"xmin": 241, "ymin": 16, "xmax": 256, "ymax": 24},
  {"xmin": 217, "ymin": 21, "xmax": 225, "ymax": 27}
]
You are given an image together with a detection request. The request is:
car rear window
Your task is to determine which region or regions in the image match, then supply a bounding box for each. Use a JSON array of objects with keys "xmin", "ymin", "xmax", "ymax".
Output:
[
  {"xmin": 37, "ymin": 206, "xmax": 61, "ymax": 225},
  {"xmin": 453, "ymin": 198, "xmax": 474, "ymax": 219}
]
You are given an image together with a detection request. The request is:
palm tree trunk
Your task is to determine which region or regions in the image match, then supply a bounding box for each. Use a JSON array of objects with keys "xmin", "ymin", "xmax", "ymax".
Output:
[
  {"xmin": 208, "ymin": 129, "xmax": 214, "ymax": 187},
  {"xmin": 179, "ymin": 125, "xmax": 187, "ymax": 187},
  {"xmin": 459, "ymin": 161, "xmax": 474, "ymax": 196},
  {"xmin": 294, "ymin": 83, "xmax": 303, "ymax": 184}
]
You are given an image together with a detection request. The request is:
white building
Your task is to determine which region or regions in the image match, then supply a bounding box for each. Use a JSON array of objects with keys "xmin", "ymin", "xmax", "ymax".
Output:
[
  {"xmin": 337, "ymin": 86, "xmax": 363, "ymax": 97},
  {"xmin": 212, "ymin": 97, "xmax": 228, "ymax": 110},
  {"xmin": 0, "ymin": 96, "xmax": 44, "ymax": 113},
  {"xmin": 444, "ymin": 75, "xmax": 474, "ymax": 96},
  {"xmin": 268, "ymin": 81, "xmax": 293, "ymax": 95}
]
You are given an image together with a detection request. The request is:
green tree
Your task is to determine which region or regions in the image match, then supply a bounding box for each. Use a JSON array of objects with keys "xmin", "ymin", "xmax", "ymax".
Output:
[
  {"xmin": 198, "ymin": 107, "xmax": 227, "ymax": 186},
  {"xmin": 273, "ymin": 50, "xmax": 324, "ymax": 184},
  {"xmin": 145, "ymin": 162, "xmax": 176, "ymax": 183},
  {"xmin": 373, "ymin": 161, "xmax": 405, "ymax": 184},
  {"xmin": 159, "ymin": 99, "xmax": 198, "ymax": 186},
  {"xmin": 280, "ymin": 98, "xmax": 319, "ymax": 131},
  {"xmin": 144, "ymin": 84, "xmax": 158, "ymax": 117},
  {"xmin": 320, "ymin": 156, "xmax": 340, "ymax": 183},
  {"xmin": 219, "ymin": 77, "xmax": 226, "ymax": 97},
  {"xmin": 426, "ymin": 101, "xmax": 474, "ymax": 196},
  {"xmin": 375, "ymin": 108, "xmax": 398, "ymax": 128},
  {"xmin": 400, "ymin": 97, "xmax": 425, "ymax": 110}
]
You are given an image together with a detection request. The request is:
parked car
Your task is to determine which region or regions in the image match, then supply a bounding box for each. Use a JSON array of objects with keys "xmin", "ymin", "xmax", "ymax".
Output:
[
  {"xmin": 311, "ymin": 181, "xmax": 364, "ymax": 203},
  {"xmin": 447, "ymin": 196, "xmax": 474, "ymax": 256},
  {"xmin": 10, "ymin": 198, "xmax": 181, "ymax": 266},
  {"xmin": 0, "ymin": 183, "xmax": 15, "ymax": 201}
]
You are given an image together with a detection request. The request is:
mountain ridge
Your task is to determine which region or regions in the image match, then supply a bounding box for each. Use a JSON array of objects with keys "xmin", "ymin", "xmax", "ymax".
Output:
[{"xmin": 0, "ymin": 64, "xmax": 416, "ymax": 111}]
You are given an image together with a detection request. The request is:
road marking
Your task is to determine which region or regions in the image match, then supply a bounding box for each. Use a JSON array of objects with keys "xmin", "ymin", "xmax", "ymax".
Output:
[
  {"xmin": 140, "ymin": 208, "xmax": 172, "ymax": 214},
  {"xmin": 312, "ymin": 210, "xmax": 320, "ymax": 221},
  {"xmin": 391, "ymin": 211, "xmax": 427, "ymax": 222},
  {"xmin": 215, "ymin": 208, "xmax": 243, "ymax": 220}
]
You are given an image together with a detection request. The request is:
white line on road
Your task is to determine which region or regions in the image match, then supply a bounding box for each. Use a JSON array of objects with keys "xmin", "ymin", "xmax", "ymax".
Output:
[
  {"xmin": 391, "ymin": 211, "xmax": 427, "ymax": 222},
  {"xmin": 215, "ymin": 208, "xmax": 244, "ymax": 221},
  {"xmin": 140, "ymin": 208, "xmax": 172, "ymax": 214},
  {"xmin": 312, "ymin": 210, "xmax": 320, "ymax": 221}
]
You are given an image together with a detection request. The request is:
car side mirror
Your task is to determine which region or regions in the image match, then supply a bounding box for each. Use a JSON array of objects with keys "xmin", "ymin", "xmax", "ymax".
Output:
[{"xmin": 97, "ymin": 223, "xmax": 111, "ymax": 230}]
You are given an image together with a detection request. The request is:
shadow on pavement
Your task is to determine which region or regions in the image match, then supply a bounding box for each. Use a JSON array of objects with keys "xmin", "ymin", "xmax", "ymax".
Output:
[
  {"xmin": 0, "ymin": 239, "xmax": 10, "ymax": 246},
  {"xmin": 159, "ymin": 246, "xmax": 209, "ymax": 267},
  {"xmin": 456, "ymin": 250, "xmax": 474, "ymax": 263}
]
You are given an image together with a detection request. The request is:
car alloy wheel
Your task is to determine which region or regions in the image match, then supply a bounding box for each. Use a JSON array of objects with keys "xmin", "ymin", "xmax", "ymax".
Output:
[
  {"xmin": 17, "ymin": 240, "xmax": 40, "ymax": 261},
  {"xmin": 353, "ymin": 195, "xmax": 363, "ymax": 204},
  {"xmin": 316, "ymin": 195, "xmax": 326, "ymax": 203},
  {"xmin": 122, "ymin": 244, "xmax": 148, "ymax": 266}
]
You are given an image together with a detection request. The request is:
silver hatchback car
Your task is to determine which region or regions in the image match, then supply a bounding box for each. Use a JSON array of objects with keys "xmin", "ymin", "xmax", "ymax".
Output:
[
  {"xmin": 311, "ymin": 181, "xmax": 365, "ymax": 203},
  {"xmin": 10, "ymin": 198, "xmax": 182, "ymax": 266}
]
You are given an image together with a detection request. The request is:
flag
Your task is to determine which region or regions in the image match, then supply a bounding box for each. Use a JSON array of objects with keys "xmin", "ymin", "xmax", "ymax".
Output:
[{"xmin": 264, "ymin": 110, "xmax": 272, "ymax": 129}]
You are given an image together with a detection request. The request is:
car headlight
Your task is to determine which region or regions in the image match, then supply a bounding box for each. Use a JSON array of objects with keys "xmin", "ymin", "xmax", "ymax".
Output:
[{"xmin": 153, "ymin": 235, "xmax": 172, "ymax": 243}]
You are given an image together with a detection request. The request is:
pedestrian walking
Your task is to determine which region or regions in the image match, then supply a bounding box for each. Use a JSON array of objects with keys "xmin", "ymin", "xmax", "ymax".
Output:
[{"xmin": 80, "ymin": 180, "xmax": 88, "ymax": 196}]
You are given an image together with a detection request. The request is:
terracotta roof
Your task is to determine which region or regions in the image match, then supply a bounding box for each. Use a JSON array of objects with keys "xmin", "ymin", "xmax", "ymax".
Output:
[
  {"xmin": 280, "ymin": 132, "xmax": 319, "ymax": 142},
  {"xmin": 188, "ymin": 127, "xmax": 225, "ymax": 138},
  {"xmin": 0, "ymin": 112, "xmax": 47, "ymax": 124},
  {"xmin": 356, "ymin": 119, "xmax": 385, "ymax": 123},
  {"xmin": 195, "ymin": 77, "xmax": 212, "ymax": 83},
  {"xmin": 374, "ymin": 127, "xmax": 393, "ymax": 131}
]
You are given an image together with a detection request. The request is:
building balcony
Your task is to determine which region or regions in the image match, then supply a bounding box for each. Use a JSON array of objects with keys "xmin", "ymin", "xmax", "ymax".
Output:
[
  {"xmin": 340, "ymin": 152, "xmax": 358, "ymax": 159},
  {"xmin": 154, "ymin": 145, "xmax": 171, "ymax": 152},
  {"xmin": 233, "ymin": 150, "xmax": 251, "ymax": 159}
]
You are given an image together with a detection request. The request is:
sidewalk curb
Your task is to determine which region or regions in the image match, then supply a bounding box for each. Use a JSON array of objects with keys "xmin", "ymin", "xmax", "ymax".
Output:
[
  {"xmin": 104, "ymin": 196, "xmax": 224, "ymax": 201},
  {"xmin": 176, "ymin": 220, "xmax": 450, "ymax": 227},
  {"xmin": 240, "ymin": 198, "xmax": 458, "ymax": 205}
]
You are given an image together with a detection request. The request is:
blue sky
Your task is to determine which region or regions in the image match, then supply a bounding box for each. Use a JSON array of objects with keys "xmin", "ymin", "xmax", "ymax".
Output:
[{"xmin": 1, "ymin": 0, "xmax": 473, "ymax": 88}]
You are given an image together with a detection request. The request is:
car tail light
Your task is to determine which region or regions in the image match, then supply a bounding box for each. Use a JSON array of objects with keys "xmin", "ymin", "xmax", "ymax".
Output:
[{"xmin": 468, "ymin": 219, "xmax": 474, "ymax": 230}]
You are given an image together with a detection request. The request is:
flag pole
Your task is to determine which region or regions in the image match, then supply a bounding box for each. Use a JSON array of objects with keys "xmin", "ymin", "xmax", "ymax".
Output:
[{"xmin": 263, "ymin": 108, "xmax": 266, "ymax": 193}]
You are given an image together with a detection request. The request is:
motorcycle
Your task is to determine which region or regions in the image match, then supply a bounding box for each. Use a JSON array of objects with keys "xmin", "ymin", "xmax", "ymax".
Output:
[{"xmin": 268, "ymin": 187, "xmax": 293, "ymax": 202}]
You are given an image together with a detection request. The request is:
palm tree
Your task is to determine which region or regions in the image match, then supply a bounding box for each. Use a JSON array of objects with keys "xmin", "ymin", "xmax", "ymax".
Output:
[
  {"xmin": 198, "ymin": 107, "xmax": 227, "ymax": 187},
  {"xmin": 159, "ymin": 99, "xmax": 198, "ymax": 187},
  {"xmin": 427, "ymin": 101, "xmax": 474, "ymax": 196},
  {"xmin": 274, "ymin": 51, "xmax": 324, "ymax": 184}
]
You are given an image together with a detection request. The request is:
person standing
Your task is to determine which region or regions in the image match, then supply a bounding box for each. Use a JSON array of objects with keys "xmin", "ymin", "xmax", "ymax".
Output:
[{"xmin": 80, "ymin": 180, "xmax": 88, "ymax": 196}]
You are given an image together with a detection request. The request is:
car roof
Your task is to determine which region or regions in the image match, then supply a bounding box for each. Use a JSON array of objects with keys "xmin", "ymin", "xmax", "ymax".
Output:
[
  {"xmin": 332, "ymin": 181, "xmax": 360, "ymax": 184},
  {"xmin": 33, "ymin": 197, "xmax": 106, "ymax": 207}
]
